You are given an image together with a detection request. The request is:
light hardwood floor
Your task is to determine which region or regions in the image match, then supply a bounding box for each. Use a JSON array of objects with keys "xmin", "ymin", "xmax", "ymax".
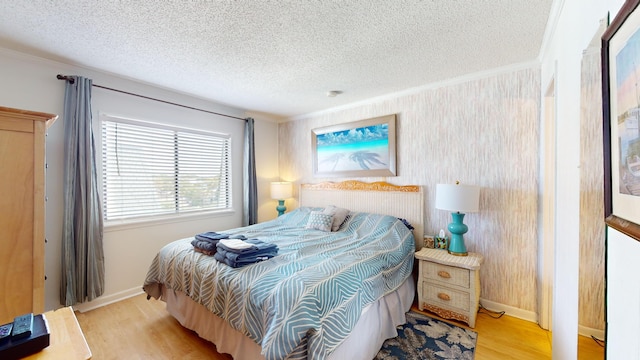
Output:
[
  {"xmin": 75, "ymin": 294, "xmax": 604, "ymax": 359},
  {"xmin": 412, "ymin": 307, "xmax": 605, "ymax": 360}
]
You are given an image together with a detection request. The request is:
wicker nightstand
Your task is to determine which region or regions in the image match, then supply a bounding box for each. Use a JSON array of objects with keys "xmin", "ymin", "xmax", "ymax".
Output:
[{"xmin": 415, "ymin": 248, "xmax": 483, "ymax": 328}]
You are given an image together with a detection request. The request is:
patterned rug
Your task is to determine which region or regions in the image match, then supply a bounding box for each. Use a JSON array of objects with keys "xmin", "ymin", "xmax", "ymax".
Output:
[{"xmin": 374, "ymin": 311, "xmax": 478, "ymax": 360}]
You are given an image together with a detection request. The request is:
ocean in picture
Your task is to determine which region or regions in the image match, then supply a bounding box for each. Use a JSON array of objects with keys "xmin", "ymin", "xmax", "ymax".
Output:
[{"xmin": 316, "ymin": 124, "xmax": 389, "ymax": 172}]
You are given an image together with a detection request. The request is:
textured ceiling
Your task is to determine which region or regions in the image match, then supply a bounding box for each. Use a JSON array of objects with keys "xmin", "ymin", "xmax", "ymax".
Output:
[{"xmin": 0, "ymin": 1, "xmax": 553, "ymax": 118}]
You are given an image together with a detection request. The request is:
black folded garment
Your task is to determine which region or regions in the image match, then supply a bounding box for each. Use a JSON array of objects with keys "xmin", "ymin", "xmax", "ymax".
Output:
[
  {"xmin": 191, "ymin": 239, "xmax": 217, "ymax": 254},
  {"xmin": 195, "ymin": 232, "xmax": 247, "ymax": 242},
  {"xmin": 192, "ymin": 232, "xmax": 248, "ymax": 255},
  {"xmin": 195, "ymin": 232, "xmax": 228, "ymax": 241}
]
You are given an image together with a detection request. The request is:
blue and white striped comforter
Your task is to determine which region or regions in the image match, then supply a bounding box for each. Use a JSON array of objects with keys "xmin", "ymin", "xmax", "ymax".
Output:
[{"xmin": 143, "ymin": 207, "xmax": 415, "ymax": 360}]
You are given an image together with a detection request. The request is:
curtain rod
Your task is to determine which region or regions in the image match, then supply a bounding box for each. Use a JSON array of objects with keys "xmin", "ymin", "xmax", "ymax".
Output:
[{"xmin": 56, "ymin": 74, "xmax": 245, "ymax": 121}]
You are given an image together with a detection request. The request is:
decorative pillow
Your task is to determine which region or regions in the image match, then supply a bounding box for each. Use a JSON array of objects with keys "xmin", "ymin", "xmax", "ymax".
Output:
[
  {"xmin": 322, "ymin": 205, "xmax": 350, "ymax": 231},
  {"xmin": 306, "ymin": 211, "xmax": 333, "ymax": 232}
]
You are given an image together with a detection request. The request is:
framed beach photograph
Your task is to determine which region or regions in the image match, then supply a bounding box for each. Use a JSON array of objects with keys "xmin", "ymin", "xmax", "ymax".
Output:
[
  {"xmin": 311, "ymin": 114, "xmax": 397, "ymax": 177},
  {"xmin": 602, "ymin": 0, "xmax": 640, "ymax": 241}
]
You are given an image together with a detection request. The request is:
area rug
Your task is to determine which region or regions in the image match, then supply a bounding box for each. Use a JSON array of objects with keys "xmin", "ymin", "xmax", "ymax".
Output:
[{"xmin": 374, "ymin": 311, "xmax": 478, "ymax": 360}]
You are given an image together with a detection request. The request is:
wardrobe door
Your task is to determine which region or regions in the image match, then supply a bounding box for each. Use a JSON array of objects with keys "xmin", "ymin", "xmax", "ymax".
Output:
[{"xmin": 0, "ymin": 107, "xmax": 57, "ymax": 324}]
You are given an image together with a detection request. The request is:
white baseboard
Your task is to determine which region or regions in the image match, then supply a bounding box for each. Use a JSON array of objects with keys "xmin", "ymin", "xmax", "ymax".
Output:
[
  {"xmin": 578, "ymin": 324, "xmax": 605, "ymax": 341},
  {"xmin": 479, "ymin": 298, "xmax": 538, "ymax": 323},
  {"xmin": 73, "ymin": 287, "xmax": 144, "ymax": 313},
  {"xmin": 479, "ymin": 298, "xmax": 605, "ymax": 341}
]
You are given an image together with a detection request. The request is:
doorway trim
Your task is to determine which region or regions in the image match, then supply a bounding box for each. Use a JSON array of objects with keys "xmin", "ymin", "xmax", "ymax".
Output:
[{"xmin": 538, "ymin": 73, "xmax": 556, "ymax": 330}]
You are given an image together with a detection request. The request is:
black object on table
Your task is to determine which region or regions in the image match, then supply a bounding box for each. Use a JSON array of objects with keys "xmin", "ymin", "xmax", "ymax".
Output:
[{"xmin": 0, "ymin": 314, "xmax": 50, "ymax": 359}]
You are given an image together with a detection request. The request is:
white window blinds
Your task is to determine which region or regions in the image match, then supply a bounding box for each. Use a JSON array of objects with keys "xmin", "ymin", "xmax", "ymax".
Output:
[{"xmin": 101, "ymin": 116, "xmax": 231, "ymax": 221}]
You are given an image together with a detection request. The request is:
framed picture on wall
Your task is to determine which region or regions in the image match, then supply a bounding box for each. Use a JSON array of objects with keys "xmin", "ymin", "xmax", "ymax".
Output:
[
  {"xmin": 602, "ymin": 0, "xmax": 640, "ymax": 241},
  {"xmin": 311, "ymin": 114, "xmax": 397, "ymax": 178}
]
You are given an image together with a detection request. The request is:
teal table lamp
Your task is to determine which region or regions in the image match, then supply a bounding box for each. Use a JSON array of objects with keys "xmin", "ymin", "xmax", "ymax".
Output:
[
  {"xmin": 435, "ymin": 182, "xmax": 480, "ymax": 256},
  {"xmin": 270, "ymin": 181, "xmax": 293, "ymax": 216}
]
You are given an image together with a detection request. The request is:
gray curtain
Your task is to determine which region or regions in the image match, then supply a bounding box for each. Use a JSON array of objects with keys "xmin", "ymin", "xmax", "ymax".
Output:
[
  {"xmin": 243, "ymin": 117, "xmax": 258, "ymax": 226},
  {"xmin": 60, "ymin": 76, "xmax": 105, "ymax": 306}
]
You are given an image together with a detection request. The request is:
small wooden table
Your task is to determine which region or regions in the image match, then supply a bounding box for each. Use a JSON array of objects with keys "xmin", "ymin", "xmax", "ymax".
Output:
[
  {"xmin": 24, "ymin": 307, "xmax": 91, "ymax": 359},
  {"xmin": 415, "ymin": 248, "xmax": 483, "ymax": 328}
]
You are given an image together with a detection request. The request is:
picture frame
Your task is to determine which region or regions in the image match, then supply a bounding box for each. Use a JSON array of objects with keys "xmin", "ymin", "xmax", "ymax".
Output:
[
  {"xmin": 602, "ymin": 0, "xmax": 640, "ymax": 241},
  {"xmin": 311, "ymin": 114, "xmax": 396, "ymax": 178}
]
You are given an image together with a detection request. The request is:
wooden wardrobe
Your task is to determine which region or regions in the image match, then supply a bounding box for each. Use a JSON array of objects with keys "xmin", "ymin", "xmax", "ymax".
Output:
[{"xmin": 0, "ymin": 106, "xmax": 57, "ymax": 324}]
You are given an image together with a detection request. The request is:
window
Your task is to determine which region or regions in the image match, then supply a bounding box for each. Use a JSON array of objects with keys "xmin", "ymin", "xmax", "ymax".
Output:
[{"xmin": 101, "ymin": 115, "xmax": 231, "ymax": 221}]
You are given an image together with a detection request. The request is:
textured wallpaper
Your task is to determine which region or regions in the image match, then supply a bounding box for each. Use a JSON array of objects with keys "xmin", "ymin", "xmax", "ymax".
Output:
[
  {"xmin": 279, "ymin": 68, "xmax": 541, "ymax": 311},
  {"xmin": 578, "ymin": 38, "xmax": 606, "ymax": 330}
]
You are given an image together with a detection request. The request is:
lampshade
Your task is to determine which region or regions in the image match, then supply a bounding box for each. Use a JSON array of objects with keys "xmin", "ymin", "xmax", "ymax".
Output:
[
  {"xmin": 270, "ymin": 182, "xmax": 293, "ymax": 200},
  {"xmin": 435, "ymin": 183, "xmax": 480, "ymax": 213}
]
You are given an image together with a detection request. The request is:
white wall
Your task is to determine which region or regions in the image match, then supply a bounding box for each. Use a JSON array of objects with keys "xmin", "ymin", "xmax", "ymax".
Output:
[
  {"xmin": 0, "ymin": 48, "xmax": 279, "ymax": 311},
  {"xmin": 539, "ymin": 0, "xmax": 625, "ymax": 358},
  {"xmin": 607, "ymin": 228, "xmax": 640, "ymax": 358},
  {"xmin": 279, "ymin": 67, "xmax": 542, "ymax": 318}
]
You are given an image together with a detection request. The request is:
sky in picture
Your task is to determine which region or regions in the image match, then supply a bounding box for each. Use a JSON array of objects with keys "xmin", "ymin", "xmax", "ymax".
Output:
[{"xmin": 316, "ymin": 124, "xmax": 389, "ymax": 172}]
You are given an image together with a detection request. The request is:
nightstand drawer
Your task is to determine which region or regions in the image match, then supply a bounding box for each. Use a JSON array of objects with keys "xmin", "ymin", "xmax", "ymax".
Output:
[
  {"xmin": 423, "ymin": 282, "xmax": 470, "ymax": 312},
  {"xmin": 423, "ymin": 261, "xmax": 470, "ymax": 288}
]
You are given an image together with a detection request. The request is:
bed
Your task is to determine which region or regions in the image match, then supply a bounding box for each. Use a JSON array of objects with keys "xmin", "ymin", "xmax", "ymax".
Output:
[{"xmin": 143, "ymin": 181, "xmax": 424, "ymax": 360}]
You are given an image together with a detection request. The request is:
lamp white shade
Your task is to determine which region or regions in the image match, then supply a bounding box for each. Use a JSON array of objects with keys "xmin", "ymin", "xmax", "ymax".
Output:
[
  {"xmin": 270, "ymin": 182, "xmax": 293, "ymax": 200},
  {"xmin": 435, "ymin": 183, "xmax": 480, "ymax": 213}
]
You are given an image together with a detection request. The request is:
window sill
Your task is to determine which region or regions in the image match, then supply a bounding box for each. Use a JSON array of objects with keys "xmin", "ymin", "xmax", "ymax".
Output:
[{"xmin": 104, "ymin": 209, "xmax": 236, "ymax": 232}]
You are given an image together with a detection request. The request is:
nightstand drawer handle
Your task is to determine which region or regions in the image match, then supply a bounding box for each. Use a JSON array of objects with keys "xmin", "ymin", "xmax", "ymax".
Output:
[
  {"xmin": 437, "ymin": 270, "xmax": 451, "ymax": 279},
  {"xmin": 437, "ymin": 293, "xmax": 451, "ymax": 301}
]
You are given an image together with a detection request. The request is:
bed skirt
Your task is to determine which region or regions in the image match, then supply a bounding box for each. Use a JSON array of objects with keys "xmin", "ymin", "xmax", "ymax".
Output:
[{"xmin": 161, "ymin": 275, "xmax": 415, "ymax": 359}]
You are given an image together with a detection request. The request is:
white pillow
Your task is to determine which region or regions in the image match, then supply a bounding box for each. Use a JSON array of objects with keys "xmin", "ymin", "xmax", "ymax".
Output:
[
  {"xmin": 306, "ymin": 211, "xmax": 333, "ymax": 232},
  {"xmin": 322, "ymin": 205, "xmax": 350, "ymax": 231}
]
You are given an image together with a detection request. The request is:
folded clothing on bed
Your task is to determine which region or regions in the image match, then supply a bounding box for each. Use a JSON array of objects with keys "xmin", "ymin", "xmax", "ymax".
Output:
[
  {"xmin": 217, "ymin": 238, "xmax": 276, "ymax": 253},
  {"xmin": 192, "ymin": 232, "xmax": 247, "ymax": 255},
  {"xmin": 195, "ymin": 232, "xmax": 247, "ymax": 241},
  {"xmin": 214, "ymin": 239, "xmax": 279, "ymax": 268},
  {"xmin": 216, "ymin": 238, "xmax": 255, "ymax": 251}
]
